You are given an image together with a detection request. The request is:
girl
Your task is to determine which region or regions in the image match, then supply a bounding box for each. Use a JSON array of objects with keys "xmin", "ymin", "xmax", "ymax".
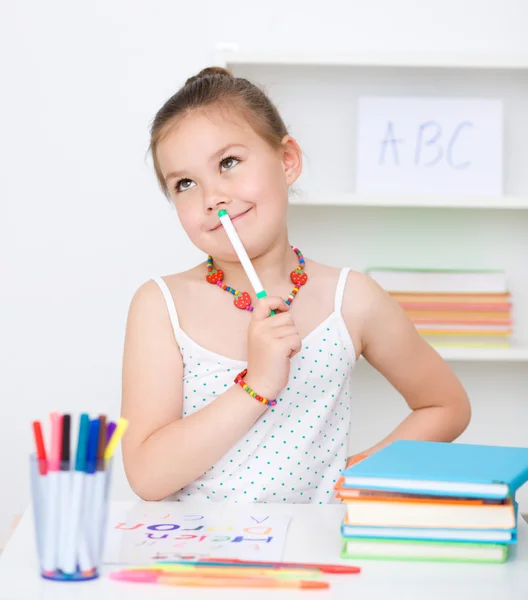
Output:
[{"xmin": 121, "ymin": 67, "xmax": 471, "ymax": 503}]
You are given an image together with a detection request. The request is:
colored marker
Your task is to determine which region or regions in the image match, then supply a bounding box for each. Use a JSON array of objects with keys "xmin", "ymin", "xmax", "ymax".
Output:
[
  {"xmin": 41, "ymin": 412, "xmax": 63, "ymax": 574},
  {"xmin": 102, "ymin": 417, "xmax": 128, "ymax": 543},
  {"xmin": 110, "ymin": 570, "xmax": 328, "ymax": 589},
  {"xmin": 32, "ymin": 421, "xmax": 48, "ymax": 476},
  {"xmin": 29, "ymin": 443, "xmax": 45, "ymax": 563},
  {"xmin": 57, "ymin": 414, "xmax": 71, "ymax": 572},
  {"xmin": 159, "ymin": 576, "xmax": 328, "ymax": 589},
  {"xmin": 81, "ymin": 419, "xmax": 100, "ymax": 571},
  {"xmin": 91, "ymin": 415, "xmax": 107, "ymax": 561},
  {"xmin": 218, "ymin": 209, "xmax": 275, "ymax": 314},
  {"xmin": 61, "ymin": 413, "xmax": 90, "ymax": 575},
  {"xmin": 128, "ymin": 565, "xmax": 322, "ymax": 579},
  {"xmin": 106, "ymin": 421, "xmax": 116, "ymax": 446},
  {"xmin": 191, "ymin": 558, "xmax": 361, "ymax": 574},
  {"xmin": 104, "ymin": 417, "xmax": 129, "ymax": 464},
  {"xmin": 31, "ymin": 420, "xmax": 48, "ymax": 563}
]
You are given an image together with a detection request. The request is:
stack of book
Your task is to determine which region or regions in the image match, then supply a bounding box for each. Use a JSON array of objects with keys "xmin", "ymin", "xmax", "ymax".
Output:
[
  {"xmin": 365, "ymin": 267, "xmax": 512, "ymax": 348},
  {"xmin": 336, "ymin": 441, "xmax": 528, "ymax": 563}
]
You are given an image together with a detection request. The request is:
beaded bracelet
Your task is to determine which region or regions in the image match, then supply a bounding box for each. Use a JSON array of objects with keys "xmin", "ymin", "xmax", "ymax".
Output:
[{"xmin": 234, "ymin": 369, "xmax": 277, "ymax": 407}]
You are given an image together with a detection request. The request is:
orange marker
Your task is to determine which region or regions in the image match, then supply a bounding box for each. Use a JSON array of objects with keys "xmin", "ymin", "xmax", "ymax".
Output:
[
  {"xmin": 110, "ymin": 570, "xmax": 328, "ymax": 589},
  {"xmin": 160, "ymin": 576, "xmax": 329, "ymax": 589}
]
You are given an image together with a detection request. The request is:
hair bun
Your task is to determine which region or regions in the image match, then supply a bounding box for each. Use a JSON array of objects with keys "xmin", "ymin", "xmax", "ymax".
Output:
[{"xmin": 185, "ymin": 66, "xmax": 234, "ymax": 87}]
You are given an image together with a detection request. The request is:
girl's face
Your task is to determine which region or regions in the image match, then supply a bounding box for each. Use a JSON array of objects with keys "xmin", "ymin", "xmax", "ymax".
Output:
[{"xmin": 156, "ymin": 105, "xmax": 302, "ymax": 261}]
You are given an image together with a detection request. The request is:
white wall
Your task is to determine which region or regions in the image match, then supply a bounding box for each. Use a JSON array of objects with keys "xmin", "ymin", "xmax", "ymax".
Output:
[{"xmin": 2, "ymin": 0, "xmax": 528, "ymax": 538}]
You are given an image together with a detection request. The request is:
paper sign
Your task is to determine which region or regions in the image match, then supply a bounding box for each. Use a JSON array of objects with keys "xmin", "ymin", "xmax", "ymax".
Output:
[
  {"xmin": 103, "ymin": 505, "xmax": 291, "ymax": 565},
  {"xmin": 356, "ymin": 97, "xmax": 503, "ymax": 196}
]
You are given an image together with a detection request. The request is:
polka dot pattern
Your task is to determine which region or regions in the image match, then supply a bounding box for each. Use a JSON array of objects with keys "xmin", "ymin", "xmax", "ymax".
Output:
[{"xmin": 154, "ymin": 269, "xmax": 356, "ymax": 505}]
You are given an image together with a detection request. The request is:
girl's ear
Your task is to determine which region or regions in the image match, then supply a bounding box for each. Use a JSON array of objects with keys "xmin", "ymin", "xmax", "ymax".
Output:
[{"xmin": 280, "ymin": 135, "xmax": 303, "ymax": 186}]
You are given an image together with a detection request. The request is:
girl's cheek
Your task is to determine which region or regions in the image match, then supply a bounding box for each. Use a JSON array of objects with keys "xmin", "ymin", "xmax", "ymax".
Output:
[{"xmin": 178, "ymin": 210, "xmax": 204, "ymax": 238}]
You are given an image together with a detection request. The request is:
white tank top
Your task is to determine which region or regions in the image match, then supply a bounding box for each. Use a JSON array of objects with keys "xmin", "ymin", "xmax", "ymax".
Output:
[{"xmin": 153, "ymin": 268, "xmax": 356, "ymax": 504}]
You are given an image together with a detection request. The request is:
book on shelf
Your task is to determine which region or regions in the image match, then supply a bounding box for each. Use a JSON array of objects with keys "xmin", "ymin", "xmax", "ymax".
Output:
[
  {"xmin": 406, "ymin": 308, "xmax": 510, "ymax": 321},
  {"xmin": 415, "ymin": 323, "xmax": 511, "ymax": 332},
  {"xmin": 365, "ymin": 267, "xmax": 513, "ymax": 348},
  {"xmin": 424, "ymin": 337, "xmax": 511, "ymax": 349},
  {"xmin": 390, "ymin": 292, "xmax": 511, "ymax": 305}
]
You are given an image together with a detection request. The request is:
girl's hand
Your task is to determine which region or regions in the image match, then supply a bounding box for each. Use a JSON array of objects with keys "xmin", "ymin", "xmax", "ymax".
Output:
[{"xmin": 245, "ymin": 296, "xmax": 302, "ymax": 400}]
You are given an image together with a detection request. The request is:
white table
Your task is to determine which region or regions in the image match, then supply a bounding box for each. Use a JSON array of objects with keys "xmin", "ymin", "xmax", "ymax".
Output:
[{"xmin": 1, "ymin": 501, "xmax": 527, "ymax": 600}]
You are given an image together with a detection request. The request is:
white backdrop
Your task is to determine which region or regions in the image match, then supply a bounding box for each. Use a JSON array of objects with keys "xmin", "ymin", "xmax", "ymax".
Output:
[{"xmin": 2, "ymin": 0, "xmax": 527, "ymax": 537}]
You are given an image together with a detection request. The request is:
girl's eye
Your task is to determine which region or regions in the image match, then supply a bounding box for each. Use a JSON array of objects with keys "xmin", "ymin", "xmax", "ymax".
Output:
[
  {"xmin": 175, "ymin": 178, "xmax": 196, "ymax": 193},
  {"xmin": 220, "ymin": 156, "xmax": 240, "ymax": 172}
]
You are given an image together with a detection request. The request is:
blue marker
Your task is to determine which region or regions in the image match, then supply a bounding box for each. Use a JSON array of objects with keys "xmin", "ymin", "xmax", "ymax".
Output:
[{"xmin": 83, "ymin": 419, "xmax": 101, "ymax": 572}]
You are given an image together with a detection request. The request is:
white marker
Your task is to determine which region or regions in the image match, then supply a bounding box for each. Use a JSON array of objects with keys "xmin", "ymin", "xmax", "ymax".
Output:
[{"xmin": 218, "ymin": 209, "xmax": 269, "ymax": 299}]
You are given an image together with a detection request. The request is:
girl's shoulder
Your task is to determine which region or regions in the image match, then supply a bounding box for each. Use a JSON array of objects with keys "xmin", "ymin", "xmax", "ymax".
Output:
[
  {"xmin": 128, "ymin": 263, "xmax": 207, "ymax": 318},
  {"xmin": 156, "ymin": 264, "xmax": 205, "ymax": 293},
  {"xmin": 306, "ymin": 259, "xmax": 373, "ymax": 295},
  {"xmin": 135, "ymin": 262, "xmax": 204, "ymax": 294}
]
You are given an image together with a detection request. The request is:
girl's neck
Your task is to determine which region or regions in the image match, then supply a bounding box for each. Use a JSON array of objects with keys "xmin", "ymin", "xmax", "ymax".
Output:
[{"xmin": 210, "ymin": 233, "xmax": 299, "ymax": 295}]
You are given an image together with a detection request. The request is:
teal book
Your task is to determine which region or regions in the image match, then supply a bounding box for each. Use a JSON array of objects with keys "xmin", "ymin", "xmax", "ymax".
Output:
[
  {"xmin": 342, "ymin": 440, "xmax": 528, "ymax": 499},
  {"xmin": 340, "ymin": 523, "xmax": 517, "ymax": 544}
]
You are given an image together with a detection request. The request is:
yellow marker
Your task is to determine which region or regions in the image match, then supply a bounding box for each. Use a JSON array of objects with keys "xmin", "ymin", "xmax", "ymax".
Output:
[
  {"xmin": 104, "ymin": 417, "xmax": 129, "ymax": 462},
  {"xmin": 128, "ymin": 565, "xmax": 322, "ymax": 579}
]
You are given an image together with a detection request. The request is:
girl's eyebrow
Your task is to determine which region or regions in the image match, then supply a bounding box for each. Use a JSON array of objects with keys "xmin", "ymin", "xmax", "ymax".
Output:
[
  {"xmin": 209, "ymin": 143, "xmax": 247, "ymax": 162},
  {"xmin": 164, "ymin": 143, "xmax": 248, "ymax": 184}
]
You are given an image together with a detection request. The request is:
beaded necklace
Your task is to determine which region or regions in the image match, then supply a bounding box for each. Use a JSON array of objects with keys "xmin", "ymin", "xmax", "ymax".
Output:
[{"xmin": 206, "ymin": 246, "xmax": 308, "ymax": 311}]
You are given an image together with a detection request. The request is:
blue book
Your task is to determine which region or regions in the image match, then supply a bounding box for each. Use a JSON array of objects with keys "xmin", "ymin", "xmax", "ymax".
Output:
[{"xmin": 342, "ymin": 440, "xmax": 528, "ymax": 499}]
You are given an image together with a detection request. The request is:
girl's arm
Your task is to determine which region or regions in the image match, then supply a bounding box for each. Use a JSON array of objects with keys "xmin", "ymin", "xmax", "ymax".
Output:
[
  {"xmin": 121, "ymin": 282, "xmax": 299, "ymax": 501},
  {"xmin": 343, "ymin": 273, "xmax": 471, "ymax": 466}
]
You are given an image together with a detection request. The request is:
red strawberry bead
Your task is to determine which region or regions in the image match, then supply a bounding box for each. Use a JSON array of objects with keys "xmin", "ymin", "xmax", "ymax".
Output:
[
  {"xmin": 206, "ymin": 269, "xmax": 224, "ymax": 284},
  {"xmin": 290, "ymin": 270, "xmax": 308, "ymax": 286},
  {"xmin": 234, "ymin": 291, "xmax": 251, "ymax": 310}
]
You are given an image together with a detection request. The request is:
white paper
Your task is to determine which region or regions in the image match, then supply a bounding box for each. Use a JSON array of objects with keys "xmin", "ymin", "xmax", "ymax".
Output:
[
  {"xmin": 103, "ymin": 505, "xmax": 291, "ymax": 565},
  {"xmin": 356, "ymin": 97, "xmax": 503, "ymax": 196}
]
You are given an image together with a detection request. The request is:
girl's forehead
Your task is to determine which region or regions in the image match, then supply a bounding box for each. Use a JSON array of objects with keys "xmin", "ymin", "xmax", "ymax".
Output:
[
  {"xmin": 165, "ymin": 106, "xmax": 256, "ymax": 148},
  {"xmin": 157, "ymin": 107, "xmax": 266, "ymax": 172}
]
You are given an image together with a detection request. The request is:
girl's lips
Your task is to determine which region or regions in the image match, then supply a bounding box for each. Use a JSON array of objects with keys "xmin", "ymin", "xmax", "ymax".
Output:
[{"xmin": 211, "ymin": 207, "xmax": 252, "ymax": 231}]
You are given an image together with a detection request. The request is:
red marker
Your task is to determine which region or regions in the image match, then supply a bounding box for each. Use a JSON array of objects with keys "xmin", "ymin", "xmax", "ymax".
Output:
[
  {"xmin": 186, "ymin": 558, "xmax": 360, "ymax": 574},
  {"xmin": 32, "ymin": 421, "xmax": 48, "ymax": 475}
]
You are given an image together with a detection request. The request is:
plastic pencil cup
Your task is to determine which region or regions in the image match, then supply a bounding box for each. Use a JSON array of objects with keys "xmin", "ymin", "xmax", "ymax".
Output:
[{"xmin": 29, "ymin": 453, "xmax": 113, "ymax": 581}]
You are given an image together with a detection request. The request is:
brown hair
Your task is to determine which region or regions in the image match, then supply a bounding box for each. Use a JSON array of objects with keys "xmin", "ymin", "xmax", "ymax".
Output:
[{"xmin": 149, "ymin": 66, "xmax": 289, "ymax": 199}]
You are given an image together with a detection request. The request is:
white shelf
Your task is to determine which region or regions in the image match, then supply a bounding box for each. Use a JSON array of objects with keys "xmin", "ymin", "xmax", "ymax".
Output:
[
  {"xmin": 436, "ymin": 347, "xmax": 528, "ymax": 362},
  {"xmin": 359, "ymin": 347, "xmax": 528, "ymax": 363},
  {"xmin": 216, "ymin": 46, "xmax": 528, "ymax": 70},
  {"xmin": 289, "ymin": 193, "xmax": 528, "ymax": 210}
]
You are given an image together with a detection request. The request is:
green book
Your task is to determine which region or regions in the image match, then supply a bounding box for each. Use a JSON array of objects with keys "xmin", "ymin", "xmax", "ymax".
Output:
[{"xmin": 341, "ymin": 537, "xmax": 509, "ymax": 563}]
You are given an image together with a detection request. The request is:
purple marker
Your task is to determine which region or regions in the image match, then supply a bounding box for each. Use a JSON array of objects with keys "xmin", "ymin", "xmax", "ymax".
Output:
[{"xmin": 106, "ymin": 422, "xmax": 116, "ymax": 446}]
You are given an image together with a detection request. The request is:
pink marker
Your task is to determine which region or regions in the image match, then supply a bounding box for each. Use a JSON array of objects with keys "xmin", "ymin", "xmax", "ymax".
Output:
[
  {"xmin": 110, "ymin": 570, "xmax": 159, "ymax": 583},
  {"xmin": 41, "ymin": 412, "xmax": 63, "ymax": 575}
]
